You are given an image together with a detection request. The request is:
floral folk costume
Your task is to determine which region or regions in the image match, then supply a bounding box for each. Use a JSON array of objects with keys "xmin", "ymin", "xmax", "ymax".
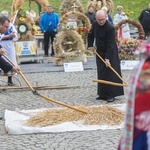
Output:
[{"xmin": 118, "ymin": 39, "xmax": 150, "ymax": 150}]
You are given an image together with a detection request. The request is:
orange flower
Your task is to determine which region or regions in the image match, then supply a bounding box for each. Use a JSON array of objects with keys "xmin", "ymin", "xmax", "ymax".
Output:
[{"xmin": 64, "ymin": 13, "xmax": 68, "ymax": 17}]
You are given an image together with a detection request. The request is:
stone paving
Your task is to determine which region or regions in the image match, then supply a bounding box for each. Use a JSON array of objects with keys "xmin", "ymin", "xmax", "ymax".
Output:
[{"xmin": 0, "ymin": 56, "xmax": 132, "ymax": 150}]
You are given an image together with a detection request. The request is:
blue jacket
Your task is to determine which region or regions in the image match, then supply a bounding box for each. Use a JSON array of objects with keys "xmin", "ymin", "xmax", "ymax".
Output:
[{"xmin": 40, "ymin": 12, "xmax": 59, "ymax": 33}]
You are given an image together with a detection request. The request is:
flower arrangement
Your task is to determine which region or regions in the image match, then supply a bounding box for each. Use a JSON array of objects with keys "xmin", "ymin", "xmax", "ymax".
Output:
[
  {"xmin": 114, "ymin": 19, "xmax": 145, "ymax": 60},
  {"xmin": 117, "ymin": 38, "xmax": 142, "ymax": 60}
]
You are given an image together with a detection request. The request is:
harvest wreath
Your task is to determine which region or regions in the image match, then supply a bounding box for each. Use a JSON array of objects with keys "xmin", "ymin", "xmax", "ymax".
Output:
[
  {"xmin": 59, "ymin": 11, "xmax": 91, "ymax": 32},
  {"xmin": 53, "ymin": 30, "xmax": 85, "ymax": 65},
  {"xmin": 114, "ymin": 19, "xmax": 145, "ymax": 60},
  {"xmin": 11, "ymin": 0, "xmax": 49, "ymax": 13},
  {"xmin": 60, "ymin": 0, "xmax": 84, "ymax": 16},
  {"xmin": 53, "ymin": 11, "xmax": 91, "ymax": 65},
  {"xmin": 87, "ymin": 0, "xmax": 114, "ymax": 15},
  {"xmin": 114, "ymin": 19, "xmax": 145, "ymax": 40}
]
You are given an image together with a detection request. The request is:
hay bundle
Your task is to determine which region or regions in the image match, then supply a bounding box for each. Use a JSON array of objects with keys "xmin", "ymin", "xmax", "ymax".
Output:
[
  {"xmin": 25, "ymin": 106, "xmax": 124, "ymax": 127},
  {"xmin": 60, "ymin": 0, "xmax": 84, "ymax": 16},
  {"xmin": 87, "ymin": 0, "xmax": 114, "ymax": 14}
]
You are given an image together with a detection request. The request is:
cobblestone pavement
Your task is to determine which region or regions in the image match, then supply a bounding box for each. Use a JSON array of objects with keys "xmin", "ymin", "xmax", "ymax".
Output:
[{"xmin": 0, "ymin": 58, "xmax": 132, "ymax": 150}]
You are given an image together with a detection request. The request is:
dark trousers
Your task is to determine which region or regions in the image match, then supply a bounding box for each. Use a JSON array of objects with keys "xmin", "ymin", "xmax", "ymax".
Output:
[
  {"xmin": 144, "ymin": 29, "xmax": 150, "ymax": 39},
  {"xmin": 44, "ymin": 31, "xmax": 57, "ymax": 56}
]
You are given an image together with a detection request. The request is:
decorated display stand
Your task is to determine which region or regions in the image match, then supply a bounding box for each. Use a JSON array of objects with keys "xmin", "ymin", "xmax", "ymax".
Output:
[
  {"xmin": 11, "ymin": 0, "xmax": 49, "ymax": 63},
  {"xmin": 114, "ymin": 19, "xmax": 145, "ymax": 70},
  {"xmin": 53, "ymin": 1, "xmax": 91, "ymax": 65}
]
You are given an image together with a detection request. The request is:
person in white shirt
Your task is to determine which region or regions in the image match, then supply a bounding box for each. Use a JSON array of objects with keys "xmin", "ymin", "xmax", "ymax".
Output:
[
  {"xmin": 0, "ymin": 10, "xmax": 18, "ymax": 86},
  {"xmin": 113, "ymin": 5, "xmax": 130, "ymax": 39}
]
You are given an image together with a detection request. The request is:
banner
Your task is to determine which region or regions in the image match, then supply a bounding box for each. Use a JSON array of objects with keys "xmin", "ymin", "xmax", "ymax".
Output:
[{"xmin": 15, "ymin": 41, "xmax": 36, "ymax": 56}]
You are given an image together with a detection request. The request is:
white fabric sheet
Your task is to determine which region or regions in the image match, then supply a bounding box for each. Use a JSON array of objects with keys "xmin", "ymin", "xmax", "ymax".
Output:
[{"xmin": 5, "ymin": 104, "xmax": 126, "ymax": 135}]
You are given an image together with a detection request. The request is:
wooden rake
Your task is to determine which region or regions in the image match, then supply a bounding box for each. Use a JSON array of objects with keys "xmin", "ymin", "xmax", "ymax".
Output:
[
  {"xmin": 2, "ymin": 54, "xmax": 87, "ymax": 114},
  {"xmin": 92, "ymin": 48, "xmax": 128, "ymax": 87}
]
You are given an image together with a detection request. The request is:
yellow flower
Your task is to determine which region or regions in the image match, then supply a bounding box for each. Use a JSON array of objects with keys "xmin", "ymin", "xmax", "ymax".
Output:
[
  {"xmin": 19, "ymin": 17, "xmax": 25, "ymax": 22},
  {"xmin": 32, "ymin": 25, "xmax": 36, "ymax": 30}
]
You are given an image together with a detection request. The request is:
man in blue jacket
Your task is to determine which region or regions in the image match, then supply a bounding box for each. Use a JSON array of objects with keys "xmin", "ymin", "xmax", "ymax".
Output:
[{"xmin": 40, "ymin": 6, "xmax": 59, "ymax": 57}]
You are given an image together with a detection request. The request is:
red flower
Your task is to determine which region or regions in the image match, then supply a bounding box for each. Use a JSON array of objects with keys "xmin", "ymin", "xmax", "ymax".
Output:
[
  {"xmin": 146, "ymin": 44, "xmax": 150, "ymax": 53},
  {"xmin": 64, "ymin": 13, "xmax": 68, "ymax": 17},
  {"xmin": 142, "ymin": 61, "xmax": 150, "ymax": 70}
]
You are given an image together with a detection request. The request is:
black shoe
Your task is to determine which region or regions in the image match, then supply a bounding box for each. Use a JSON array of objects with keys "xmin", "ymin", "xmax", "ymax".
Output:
[
  {"xmin": 8, "ymin": 82, "xmax": 15, "ymax": 86},
  {"xmin": 51, "ymin": 54, "xmax": 55, "ymax": 57},
  {"xmin": 43, "ymin": 54, "xmax": 48, "ymax": 57},
  {"xmin": 107, "ymin": 97, "xmax": 115, "ymax": 102},
  {"xmin": 96, "ymin": 96, "xmax": 107, "ymax": 100}
]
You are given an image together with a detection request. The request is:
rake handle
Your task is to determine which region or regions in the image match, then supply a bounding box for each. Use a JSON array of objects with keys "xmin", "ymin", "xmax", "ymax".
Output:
[
  {"xmin": 93, "ymin": 79, "xmax": 128, "ymax": 87},
  {"xmin": 3, "ymin": 54, "xmax": 35, "ymax": 91},
  {"xmin": 2, "ymin": 54, "xmax": 87, "ymax": 114},
  {"xmin": 93, "ymin": 49, "xmax": 128, "ymax": 86}
]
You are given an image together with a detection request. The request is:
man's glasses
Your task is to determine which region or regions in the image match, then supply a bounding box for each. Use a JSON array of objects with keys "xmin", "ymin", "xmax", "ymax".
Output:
[
  {"xmin": 3, "ymin": 25, "xmax": 9, "ymax": 28},
  {"xmin": 97, "ymin": 19, "xmax": 106, "ymax": 22}
]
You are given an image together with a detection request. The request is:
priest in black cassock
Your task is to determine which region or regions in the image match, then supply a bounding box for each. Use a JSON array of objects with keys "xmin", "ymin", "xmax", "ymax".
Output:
[{"xmin": 88, "ymin": 10, "xmax": 124, "ymax": 102}]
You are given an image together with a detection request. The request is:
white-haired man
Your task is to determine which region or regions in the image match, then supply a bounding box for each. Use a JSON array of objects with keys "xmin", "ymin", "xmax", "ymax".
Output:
[{"xmin": 88, "ymin": 10, "xmax": 124, "ymax": 102}]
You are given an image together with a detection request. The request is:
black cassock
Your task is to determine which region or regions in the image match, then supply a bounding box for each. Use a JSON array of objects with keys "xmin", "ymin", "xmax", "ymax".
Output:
[{"xmin": 88, "ymin": 20, "xmax": 124, "ymax": 98}]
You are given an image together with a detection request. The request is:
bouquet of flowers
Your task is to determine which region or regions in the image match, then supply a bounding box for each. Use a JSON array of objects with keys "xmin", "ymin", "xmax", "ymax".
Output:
[{"xmin": 117, "ymin": 38, "xmax": 142, "ymax": 60}]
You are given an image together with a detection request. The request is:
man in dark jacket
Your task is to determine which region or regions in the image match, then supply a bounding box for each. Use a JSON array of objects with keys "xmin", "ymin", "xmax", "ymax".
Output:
[
  {"xmin": 85, "ymin": 6, "xmax": 96, "ymax": 47},
  {"xmin": 139, "ymin": 3, "xmax": 150, "ymax": 39},
  {"xmin": 88, "ymin": 10, "xmax": 124, "ymax": 102}
]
